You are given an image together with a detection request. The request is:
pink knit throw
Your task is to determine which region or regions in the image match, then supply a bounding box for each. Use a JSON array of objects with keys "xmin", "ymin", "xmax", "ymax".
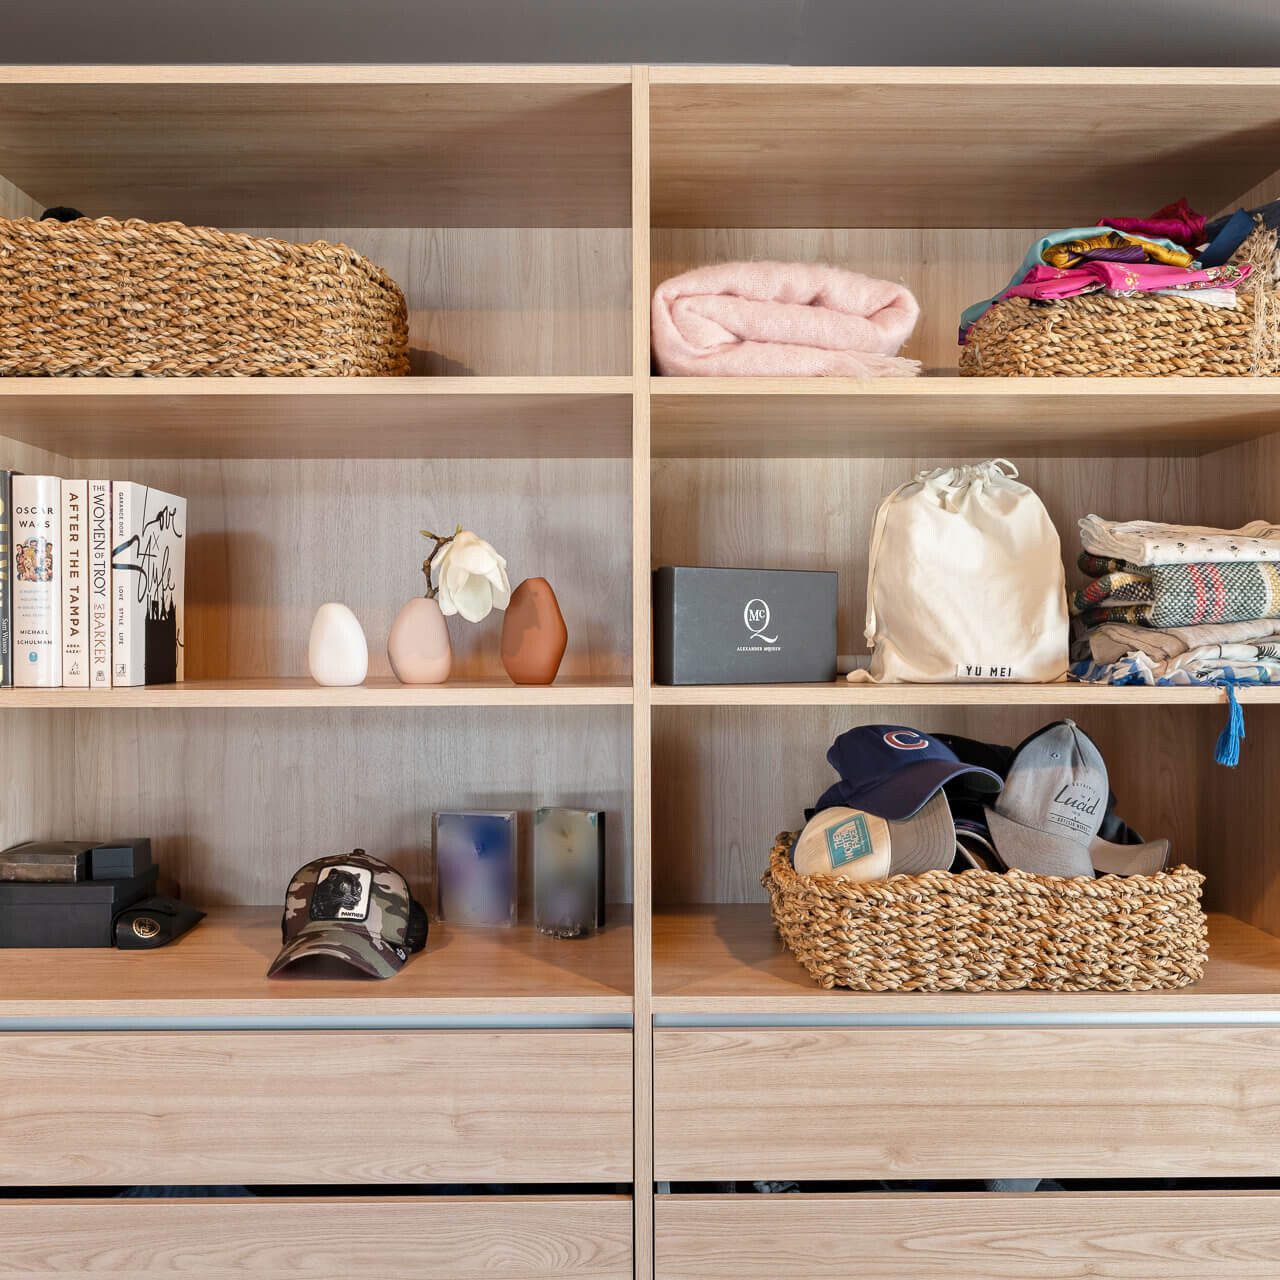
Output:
[{"xmin": 651, "ymin": 260, "xmax": 921, "ymax": 377}]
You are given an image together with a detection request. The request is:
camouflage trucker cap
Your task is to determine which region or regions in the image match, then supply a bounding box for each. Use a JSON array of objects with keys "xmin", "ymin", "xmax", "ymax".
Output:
[{"xmin": 268, "ymin": 849, "xmax": 429, "ymax": 980}]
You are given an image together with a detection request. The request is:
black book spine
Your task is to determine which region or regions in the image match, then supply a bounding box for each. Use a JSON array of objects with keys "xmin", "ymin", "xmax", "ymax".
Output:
[{"xmin": 0, "ymin": 469, "xmax": 11, "ymax": 687}]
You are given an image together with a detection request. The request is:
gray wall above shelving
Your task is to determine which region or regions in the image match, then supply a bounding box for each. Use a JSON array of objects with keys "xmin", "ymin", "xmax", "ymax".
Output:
[{"xmin": 5, "ymin": 0, "xmax": 1280, "ymax": 65}]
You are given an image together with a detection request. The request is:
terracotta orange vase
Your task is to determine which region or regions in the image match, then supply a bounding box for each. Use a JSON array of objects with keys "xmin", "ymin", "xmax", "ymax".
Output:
[{"xmin": 501, "ymin": 578, "xmax": 567, "ymax": 685}]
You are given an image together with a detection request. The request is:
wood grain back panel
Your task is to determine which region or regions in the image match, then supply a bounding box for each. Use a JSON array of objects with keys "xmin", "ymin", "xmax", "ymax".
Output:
[
  {"xmin": 654, "ymin": 1026, "xmax": 1280, "ymax": 1181},
  {"xmin": 0, "ymin": 1197, "xmax": 634, "ymax": 1280},
  {"xmin": 241, "ymin": 227, "xmax": 631, "ymax": 377},
  {"xmin": 655, "ymin": 1192, "xmax": 1280, "ymax": 1279},
  {"xmin": 70, "ymin": 455, "xmax": 631, "ymax": 682},
  {"xmin": 0, "ymin": 1031, "xmax": 632, "ymax": 1185},
  {"xmin": 66, "ymin": 705, "xmax": 632, "ymax": 907}
]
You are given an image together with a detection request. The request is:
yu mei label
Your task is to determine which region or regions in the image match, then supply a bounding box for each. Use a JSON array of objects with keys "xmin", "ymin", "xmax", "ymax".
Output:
[{"xmin": 111, "ymin": 482, "xmax": 186, "ymax": 686}]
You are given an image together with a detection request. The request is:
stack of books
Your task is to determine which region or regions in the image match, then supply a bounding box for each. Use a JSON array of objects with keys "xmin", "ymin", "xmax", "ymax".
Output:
[{"xmin": 0, "ymin": 473, "xmax": 186, "ymax": 689}]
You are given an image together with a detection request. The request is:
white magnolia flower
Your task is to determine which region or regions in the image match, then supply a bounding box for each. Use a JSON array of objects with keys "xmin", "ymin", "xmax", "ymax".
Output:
[{"xmin": 431, "ymin": 530, "xmax": 511, "ymax": 622}]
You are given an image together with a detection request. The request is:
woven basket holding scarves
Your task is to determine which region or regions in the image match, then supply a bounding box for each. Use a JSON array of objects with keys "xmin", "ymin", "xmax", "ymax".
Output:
[
  {"xmin": 0, "ymin": 214, "xmax": 410, "ymax": 377},
  {"xmin": 762, "ymin": 835, "xmax": 1208, "ymax": 992},
  {"xmin": 960, "ymin": 223, "xmax": 1280, "ymax": 377}
]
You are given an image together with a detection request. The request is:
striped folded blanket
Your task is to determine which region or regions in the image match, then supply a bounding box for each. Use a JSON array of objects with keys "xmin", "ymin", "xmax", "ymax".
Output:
[{"xmin": 1074, "ymin": 553, "xmax": 1280, "ymax": 627}]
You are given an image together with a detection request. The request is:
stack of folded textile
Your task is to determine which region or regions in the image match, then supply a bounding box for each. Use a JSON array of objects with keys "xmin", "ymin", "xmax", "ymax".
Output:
[
  {"xmin": 1069, "ymin": 515, "xmax": 1280, "ymax": 702},
  {"xmin": 959, "ymin": 198, "xmax": 1255, "ymax": 345}
]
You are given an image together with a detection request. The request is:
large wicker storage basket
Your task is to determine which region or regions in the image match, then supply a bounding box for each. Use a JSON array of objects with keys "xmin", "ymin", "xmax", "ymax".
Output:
[
  {"xmin": 763, "ymin": 834, "xmax": 1207, "ymax": 992},
  {"xmin": 0, "ymin": 216, "xmax": 409, "ymax": 376},
  {"xmin": 960, "ymin": 224, "xmax": 1280, "ymax": 378}
]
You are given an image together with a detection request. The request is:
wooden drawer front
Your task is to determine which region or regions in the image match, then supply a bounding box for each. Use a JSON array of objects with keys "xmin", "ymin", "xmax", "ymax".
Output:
[
  {"xmin": 0, "ymin": 1031, "xmax": 631, "ymax": 1185},
  {"xmin": 654, "ymin": 1026, "xmax": 1280, "ymax": 1180},
  {"xmin": 655, "ymin": 1193, "xmax": 1280, "ymax": 1279},
  {"xmin": 0, "ymin": 1196, "xmax": 633, "ymax": 1279}
]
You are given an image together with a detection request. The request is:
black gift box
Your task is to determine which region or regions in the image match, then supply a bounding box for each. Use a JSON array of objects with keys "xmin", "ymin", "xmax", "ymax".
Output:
[
  {"xmin": 90, "ymin": 837, "xmax": 153, "ymax": 880},
  {"xmin": 654, "ymin": 566, "xmax": 838, "ymax": 685},
  {"xmin": 0, "ymin": 865, "xmax": 158, "ymax": 947}
]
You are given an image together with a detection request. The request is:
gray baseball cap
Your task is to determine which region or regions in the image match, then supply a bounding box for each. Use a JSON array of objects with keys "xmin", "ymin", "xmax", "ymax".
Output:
[{"xmin": 985, "ymin": 720, "xmax": 1169, "ymax": 879}]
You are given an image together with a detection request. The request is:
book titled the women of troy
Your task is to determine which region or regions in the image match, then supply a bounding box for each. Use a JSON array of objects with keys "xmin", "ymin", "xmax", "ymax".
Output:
[{"xmin": 111, "ymin": 482, "xmax": 186, "ymax": 686}]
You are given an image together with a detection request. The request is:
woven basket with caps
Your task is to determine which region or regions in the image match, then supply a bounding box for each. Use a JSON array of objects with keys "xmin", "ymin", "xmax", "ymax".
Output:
[
  {"xmin": 762, "ymin": 834, "xmax": 1208, "ymax": 992},
  {"xmin": 959, "ymin": 223, "xmax": 1280, "ymax": 378},
  {"xmin": 0, "ymin": 214, "xmax": 409, "ymax": 376}
]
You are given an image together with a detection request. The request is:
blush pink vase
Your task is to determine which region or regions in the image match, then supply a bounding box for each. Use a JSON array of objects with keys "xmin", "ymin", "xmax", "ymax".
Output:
[
  {"xmin": 388, "ymin": 596, "xmax": 453, "ymax": 684},
  {"xmin": 501, "ymin": 578, "xmax": 567, "ymax": 685}
]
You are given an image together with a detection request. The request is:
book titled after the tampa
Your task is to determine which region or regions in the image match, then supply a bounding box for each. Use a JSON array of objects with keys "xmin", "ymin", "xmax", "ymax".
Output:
[{"xmin": 111, "ymin": 482, "xmax": 187, "ymax": 686}]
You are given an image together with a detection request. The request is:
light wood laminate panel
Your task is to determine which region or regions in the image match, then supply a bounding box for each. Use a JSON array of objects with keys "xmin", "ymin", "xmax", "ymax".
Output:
[
  {"xmin": 655, "ymin": 1192, "xmax": 1280, "ymax": 1279},
  {"xmin": 238, "ymin": 227, "xmax": 631, "ymax": 376},
  {"xmin": 64, "ymin": 455, "xmax": 631, "ymax": 683},
  {"xmin": 653, "ymin": 683, "xmax": 1231, "ymax": 706},
  {"xmin": 1194, "ymin": 432, "xmax": 1280, "ymax": 934},
  {"xmin": 650, "ymin": 68, "xmax": 1280, "ymax": 228},
  {"xmin": 0, "ymin": 71, "xmax": 632, "ymax": 227},
  {"xmin": 0, "ymin": 379, "xmax": 633, "ymax": 461},
  {"xmin": 651, "ymin": 379, "xmax": 1280, "ymax": 459},
  {"xmin": 62, "ymin": 706, "xmax": 632, "ymax": 908},
  {"xmin": 630, "ymin": 64, "xmax": 657, "ymax": 1280},
  {"xmin": 651, "ymin": 705, "xmax": 1209, "ymax": 904},
  {"xmin": 654, "ymin": 1026, "xmax": 1280, "ymax": 1180},
  {"xmin": 0, "ymin": 907, "xmax": 632, "ymax": 1018},
  {"xmin": 1, "ymin": 677, "xmax": 632, "ymax": 708},
  {"xmin": 0, "ymin": 1030, "xmax": 632, "ymax": 1184},
  {"xmin": 652, "ymin": 227, "xmax": 1031, "ymax": 375},
  {"xmin": 655, "ymin": 908, "xmax": 1280, "ymax": 1012},
  {"xmin": 0, "ymin": 1197, "xmax": 633, "ymax": 1280}
]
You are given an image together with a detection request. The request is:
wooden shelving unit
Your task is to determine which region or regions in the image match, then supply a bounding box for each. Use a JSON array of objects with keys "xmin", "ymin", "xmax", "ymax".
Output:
[{"xmin": 4, "ymin": 62, "xmax": 1280, "ymax": 1279}]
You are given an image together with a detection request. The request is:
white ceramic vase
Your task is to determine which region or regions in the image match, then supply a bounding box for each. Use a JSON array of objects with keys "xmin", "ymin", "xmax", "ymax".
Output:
[
  {"xmin": 387, "ymin": 596, "xmax": 453, "ymax": 684},
  {"xmin": 308, "ymin": 602, "xmax": 369, "ymax": 686}
]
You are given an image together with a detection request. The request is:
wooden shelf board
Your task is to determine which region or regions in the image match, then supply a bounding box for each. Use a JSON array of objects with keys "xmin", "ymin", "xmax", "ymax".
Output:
[
  {"xmin": 0, "ymin": 377, "xmax": 634, "ymax": 460},
  {"xmin": 654, "ymin": 905, "xmax": 1280, "ymax": 1013},
  {"xmin": 0, "ymin": 677, "xmax": 634, "ymax": 709},
  {"xmin": 650, "ymin": 378, "xmax": 1280, "ymax": 459},
  {"xmin": 650, "ymin": 68, "xmax": 1280, "ymax": 228},
  {"xmin": 0, "ymin": 70, "xmax": 632, "ymax": 227},
  {"xmin": 652, "ymin": 682, "xmax": 1235, "ymax": 707},
  {"xmin": 0, "ymin": 906, "xmax": 634, "ymax": 1018}
]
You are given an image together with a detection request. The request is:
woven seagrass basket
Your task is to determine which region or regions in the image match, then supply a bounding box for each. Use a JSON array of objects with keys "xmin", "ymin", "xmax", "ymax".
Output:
[
  {"xmin": 959, "ymin": 223, "xmax": 1280, "ymax": 378},
  {"xmin": 763, "ymin": 833, "xmax": 1207, "ymax": 992},
  {"xmin": 0, "ymin": 216, "xmax": 409, "ymax": 376}
]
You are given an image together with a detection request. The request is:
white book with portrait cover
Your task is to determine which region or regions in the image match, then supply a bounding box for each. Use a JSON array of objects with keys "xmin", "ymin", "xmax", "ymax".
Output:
[
  {"xmin": 12, "ymin": 474, "xmax": 61, "ymax": 688},
  {"xmin": 87, "ymin": 480, "xmax": 112, "ymax": 689},
  {"xmin": 111, "ymin": 481, "xmax": 186, "ymax": 687},
  {"xmin": 60, "ymin": 479, "xmax": 88, "ymax": 687}
]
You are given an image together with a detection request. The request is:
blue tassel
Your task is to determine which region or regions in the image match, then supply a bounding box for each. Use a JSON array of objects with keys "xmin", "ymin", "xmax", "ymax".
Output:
[{"xmin": 1215, "ymin": 679, "xmax": 1246, "ymax": 767}]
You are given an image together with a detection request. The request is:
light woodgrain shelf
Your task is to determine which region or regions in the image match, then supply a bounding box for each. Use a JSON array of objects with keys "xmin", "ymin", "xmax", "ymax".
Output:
[
  {"xmin": 0, "ymin": 67, "xmax": 633, "ymax": 227},
  {"xmin": 0, "ymin": 677, "xmax": 633, "ymax": 709},
  {"xmin": 0, "ymin": 377, "xmax": 634, "ymax": 460},
  {"xmin": 0, "ymin": 906, "xmax": 634, "ymax": 1018},
  {"xmin": 650, "ymin": 67, "xmax": 1280, "ymax": 228},
  {"xmin": 650, "ymin": 378, "xmax": 1280, "ymax": 459},
  {"xmin": 654, "ymin": 906, "xmax": 1280, "ymax": 1013},
  {"xmin": 652, "ymin": 682, "xmax": 1242, "ymax": 706}
]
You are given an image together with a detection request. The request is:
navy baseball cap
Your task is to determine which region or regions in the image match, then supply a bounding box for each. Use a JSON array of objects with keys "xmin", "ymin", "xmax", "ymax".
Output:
[{"xmin": 814, "ymin": 724, "xmax": 1003, "ymax": 821}]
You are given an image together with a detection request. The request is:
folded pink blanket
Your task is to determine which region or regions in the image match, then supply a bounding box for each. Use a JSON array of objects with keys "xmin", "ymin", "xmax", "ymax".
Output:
[{"xmin": 651, "ymin": 260, "xmax": 921, "ymax": 377}]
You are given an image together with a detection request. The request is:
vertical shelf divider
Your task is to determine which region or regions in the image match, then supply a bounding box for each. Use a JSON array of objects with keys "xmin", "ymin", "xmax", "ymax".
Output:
[{"xmin": 629, "ymin": 62, "xmax": 655, "ymax": 1280}]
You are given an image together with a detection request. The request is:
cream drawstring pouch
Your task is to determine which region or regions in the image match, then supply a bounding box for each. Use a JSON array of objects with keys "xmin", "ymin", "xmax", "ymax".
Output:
[{"xmin": 851, "ymin": 459, "xmax": 1069, "ymax": 684}]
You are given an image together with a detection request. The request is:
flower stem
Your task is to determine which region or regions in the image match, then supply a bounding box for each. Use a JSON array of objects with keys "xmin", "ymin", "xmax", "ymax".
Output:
[{"xmin": 419, "ymin": 525, "xmax": 461, "ymax": 598}]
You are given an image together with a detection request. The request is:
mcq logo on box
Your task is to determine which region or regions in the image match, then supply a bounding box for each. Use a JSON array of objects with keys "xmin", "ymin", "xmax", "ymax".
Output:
[{"xmin": 743, "ymin": 597, "xmax": 778, "ymax": 644}]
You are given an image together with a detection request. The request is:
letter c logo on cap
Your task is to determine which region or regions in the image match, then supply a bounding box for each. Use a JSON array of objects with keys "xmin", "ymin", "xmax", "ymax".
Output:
[{"xmin": 883, "ymin": 730, "xmax": 929, "ymax": 751}]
